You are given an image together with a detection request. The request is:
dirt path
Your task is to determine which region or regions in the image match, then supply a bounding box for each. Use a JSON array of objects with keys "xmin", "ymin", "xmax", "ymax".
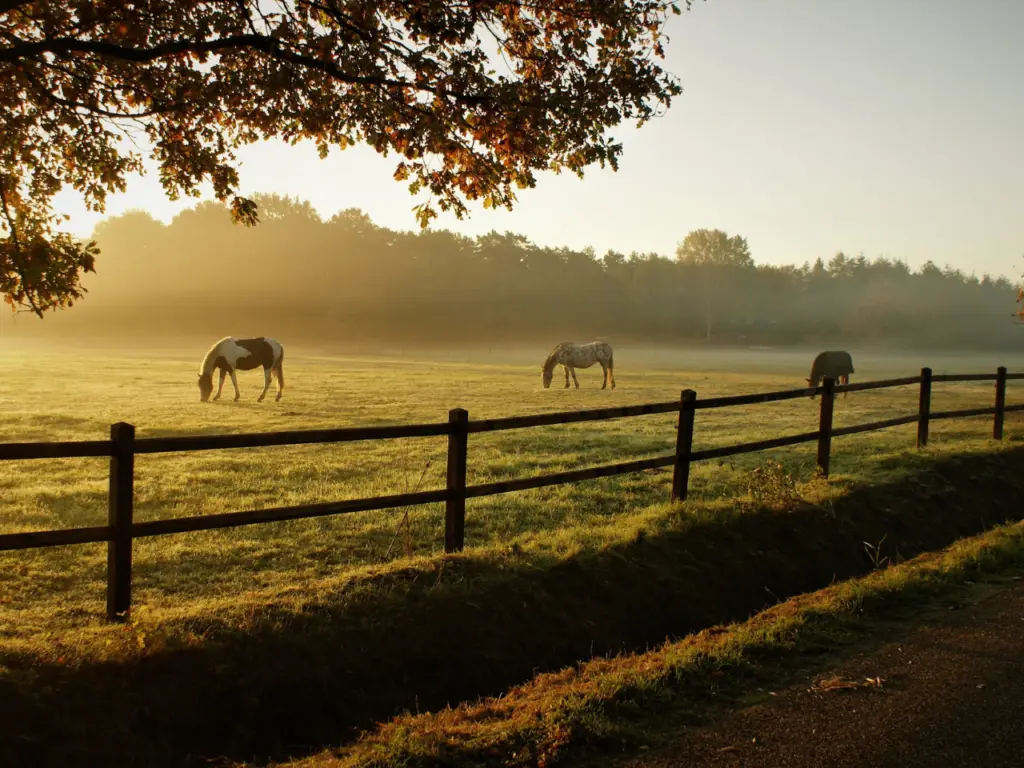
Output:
[{"xmin": 623, "ymin": 579, "xmax": 1024, "ymax": 768}]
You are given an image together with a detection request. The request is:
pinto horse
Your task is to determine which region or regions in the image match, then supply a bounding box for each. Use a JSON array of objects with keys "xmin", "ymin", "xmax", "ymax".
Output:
[
  {"xmin": 542, "ymin": 341, "xmax": 616, "ymax": 390},
  {"xmin": 198, "ymin": 336, "xmax": 285, "ymax": 403}
]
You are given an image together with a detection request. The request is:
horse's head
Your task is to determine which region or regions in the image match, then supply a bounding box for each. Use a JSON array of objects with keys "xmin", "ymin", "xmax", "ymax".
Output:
[
  {"xmin": 542, "ymin": 366, "xmax": 554, "ymax": 389},
  {"xmin": 198, "ymin": 372, "xmax": 214, "ymax": 402}
]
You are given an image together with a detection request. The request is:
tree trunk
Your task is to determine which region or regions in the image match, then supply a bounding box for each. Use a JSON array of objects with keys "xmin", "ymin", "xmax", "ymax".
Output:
[{"xmin": 704, "ymin": 276, "xmax": 713, "ymax": 344}]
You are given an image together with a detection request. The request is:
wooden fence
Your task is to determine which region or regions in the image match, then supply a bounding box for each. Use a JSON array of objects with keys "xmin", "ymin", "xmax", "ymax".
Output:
[{"xmin": 1, "ymin": 366, "xmax": 1021, "ymax": 622}]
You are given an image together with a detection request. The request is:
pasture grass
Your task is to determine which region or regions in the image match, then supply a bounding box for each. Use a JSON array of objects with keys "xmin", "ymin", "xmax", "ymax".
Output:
[
  {"xmin": 2, "ymin": 343, "xmax": 1020, "ymax": 629},
  {"xmin": 1, "ymin": 341, "xmax": 1023, "ymax": 766}
]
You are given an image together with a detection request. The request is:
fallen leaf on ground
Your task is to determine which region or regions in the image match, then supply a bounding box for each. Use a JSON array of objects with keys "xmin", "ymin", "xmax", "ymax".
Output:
[{"xmin": 811, "ymin": 675, "xmax": 886, "ymax": 693}]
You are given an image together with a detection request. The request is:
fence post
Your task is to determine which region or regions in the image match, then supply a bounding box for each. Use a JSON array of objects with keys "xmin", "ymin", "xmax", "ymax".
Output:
[
  {"xmin": 445, "ymin": 408, "xmax": 469, "ymax": 553},
  {"xmin": 917, "ymin": 367, "xmax": 932, "ymax": 448},
  {"xmin": 671, "ymin": 389, "xmax": 697, "ymax": 502},
  {"xmin": 994, "ymin": 366, "xmax": 1007, "ymax": 440},
  {"xmin": 816, "ymin": 377, "xmax": 835, "ymax": 478},
  {"xmin": 107, "ymin": 422, "xmax": 135, "ymax": 622}
]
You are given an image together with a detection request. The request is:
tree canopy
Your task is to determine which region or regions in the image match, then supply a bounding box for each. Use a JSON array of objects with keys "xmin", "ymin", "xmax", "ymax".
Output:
[
  {"xmin": 675, "ymin": 228, "xmax": 753, "ymax": 267},
  {"xmin": 0, "ymin": 0, "xmax": 693, "ymax": 315},
  {"xmin": 674, "ymin": 228, "xmax": 753, "ymax": 341}
]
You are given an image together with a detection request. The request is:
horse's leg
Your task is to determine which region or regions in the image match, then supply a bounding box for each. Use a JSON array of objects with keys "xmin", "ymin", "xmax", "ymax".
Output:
[
  {"xmin": 229, "ymin": 369, "xmax": 241, "ymax": 401},
  {"xmin": 213, "ymin": 369, "xmax": 226, "ymax": 401},
  {"xmin": 570, "ymin": 367, "xmax": 580, "ymax": 389},
  {"xmin": 563, "ymin": 365, "xmax": 570, "ymax": 389},
  {"xmin": 257, "ymin": 367, "xmax": 272, "ymax": 402},
  {"xmin": 600, "ymin": 362, "xmax": 608, "ymax": 390},
  {"xmin": 274, "ymin": 360, "xmax": 284, "ymax": 402}
]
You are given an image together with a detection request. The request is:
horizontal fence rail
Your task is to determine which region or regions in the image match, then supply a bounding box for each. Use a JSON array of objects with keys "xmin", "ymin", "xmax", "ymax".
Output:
[
  {"xmin": 0, "ymin": 365, "xmax": 1019, "ymax": 621},
  {"xmin": 830, "ymin": 414, "xmax": 920, "ymax": 438},
  {"xmin": 133, "ymin": 422, "xmax": 452, "ymax": 454},
  {"xmin": 833, "ymin": 375, "xmax": 923, "ymax": 394},
  {"xmin": 929, "ymin": 406, "xmax": 997, "ymax": 421},
  {"xmin": 0, "ymin": 525, "xmax": 113, "ymax": 551},
  {"xmin": 465, "ymin": 455, "xmax": 676, "ymax": 498},
  {"xmin": 466, "ymin": 401, "xmax": 681, "ymax": 433},
  {"xmin": 132, "ymin": 489, "xmax": 451, "ymax": 538},
  {"xmin": 695, "ymin": 386, "xmax": 820, "ymax": 409},
  {"xmin": 690, "ymin": 431, "xmax": 821, "ymax": 462},
  {"xmin": 931, "ymin": 373, "xmax": 999, "ymax": 382},
  {"xmin": 0, "ymin": 440, "xmax": 113, "ymax": 461}
]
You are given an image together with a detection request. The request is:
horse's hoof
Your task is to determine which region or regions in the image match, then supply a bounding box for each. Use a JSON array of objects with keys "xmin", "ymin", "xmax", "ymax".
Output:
[{"xmin": 257, "ymin": 396, "xmax": 265, "ymax": 403}]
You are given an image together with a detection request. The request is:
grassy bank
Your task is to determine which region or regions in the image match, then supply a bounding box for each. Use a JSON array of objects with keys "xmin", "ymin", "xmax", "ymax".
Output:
[{"xmin": 288, "ymin": 522, "xmax": 1024, "ymax": 768}]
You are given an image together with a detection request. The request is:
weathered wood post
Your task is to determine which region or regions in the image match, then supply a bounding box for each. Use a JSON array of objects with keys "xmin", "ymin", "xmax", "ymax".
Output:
[
  {"xmin": 107, "ymin": 422, "xmax": 135, "ymax": 622},
  {"xmin": 816, "ymin": 377, "xmax": 835, "ymax": 477},
  {"xmin": 445, "ymin": 408, "xmax": 469, "ymax": 553},
  {"xmin": 994, "ymin": 366, "xmax": 1007, "ymax": 440},
  {"xmin": 917, "ymin": 367, "xmax": 932, "ymax": 448},
  {"xmin": 671, "ymin": 389, "xmax": 697, "ymax": 502}
]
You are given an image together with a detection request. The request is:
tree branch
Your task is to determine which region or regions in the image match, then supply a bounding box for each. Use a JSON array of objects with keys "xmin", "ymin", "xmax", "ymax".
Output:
[
  {"xmin": 0, "ymin": 178, "xmax": 44, "ymax": 317},
  {"xmin": 0, "ymin": 1, "xmax": 31, "ymax": 17},
  {"xmin": 22, "ymin": 68, "xmax": 182, "ymax": 119},
  {"xmin": 297, "ymin": 0, "xmax": 375, "ymax": 44},
  {"xmin": 1, "ymin": 33, "xmax": 487, "ymax": 103}
]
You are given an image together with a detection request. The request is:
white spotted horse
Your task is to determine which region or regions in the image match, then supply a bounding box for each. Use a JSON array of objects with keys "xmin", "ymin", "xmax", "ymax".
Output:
[
  {"xmin": 197, "ymin": 336, "xmax": 285, "ymax": 403},
  {"xmin": 541, "ymin": 341, "xmax": 616, "ymax": 390}
]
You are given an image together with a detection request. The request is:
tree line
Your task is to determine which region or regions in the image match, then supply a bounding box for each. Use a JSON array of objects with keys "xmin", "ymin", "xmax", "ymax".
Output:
[{"xmin": 21, "ymin": 193, "xmax": 1020, "ymax": 351}]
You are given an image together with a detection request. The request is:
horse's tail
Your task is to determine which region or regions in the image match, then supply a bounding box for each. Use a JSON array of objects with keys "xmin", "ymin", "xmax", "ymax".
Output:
[{"xmin": 274, "ymin": 347, "xmax": 285, "ymax": 390}]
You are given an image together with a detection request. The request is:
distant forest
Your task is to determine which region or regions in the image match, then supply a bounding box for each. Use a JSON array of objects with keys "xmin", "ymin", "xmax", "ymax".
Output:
[{"xmin": 17, "ymin": 193, "xmax": 1021, "ymax": 350}]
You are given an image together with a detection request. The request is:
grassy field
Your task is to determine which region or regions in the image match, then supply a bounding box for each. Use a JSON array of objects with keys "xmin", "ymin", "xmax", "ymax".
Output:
[
  {"xmin": 1, "ymin": 340, "xmax": 1021, "ymax": 636},
  {"xmin": 2, "ymin": 339, "xmax": 1024, "ymax": 767}
]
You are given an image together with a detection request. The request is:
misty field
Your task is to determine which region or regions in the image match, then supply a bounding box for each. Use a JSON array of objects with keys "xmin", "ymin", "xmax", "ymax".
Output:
[{"xmin": 0, "ymin": 341, "xmax": 1021, "ymax": 643}]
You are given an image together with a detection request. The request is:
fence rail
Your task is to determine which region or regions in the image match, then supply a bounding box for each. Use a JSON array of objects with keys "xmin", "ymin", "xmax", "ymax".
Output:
[
  {"xmin": 466, "ymin": 401, "xmax": 679, "ymax": 432},
  {"xmin": 0, "ymin": 366, "xmax": 1018, "ymax": 621},
  {"xmin": 0, "ymin": 440, "xmax": 113, "ymax": 461}
]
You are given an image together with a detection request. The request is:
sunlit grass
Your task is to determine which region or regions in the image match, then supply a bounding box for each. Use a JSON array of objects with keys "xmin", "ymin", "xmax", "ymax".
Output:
[{"xmin": 1, "ymin": 342, "xmax": 1021, "ymax": 644}]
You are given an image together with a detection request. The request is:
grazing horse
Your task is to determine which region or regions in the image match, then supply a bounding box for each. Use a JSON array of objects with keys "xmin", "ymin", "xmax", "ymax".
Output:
[
  {"xmin": 198, "ymin": 336, "xmax": 285, "ymax": 403},
  {"xmin": 542, "ymin": 341, "xmax": 616, "ymax": 390},
  {"xmin": 806, "ymin": 350, "xmax": 854, "ymax": 399}
]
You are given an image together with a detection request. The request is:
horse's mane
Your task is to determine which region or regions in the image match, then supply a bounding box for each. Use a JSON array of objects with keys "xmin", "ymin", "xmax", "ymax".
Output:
[
  {"xmin": 543, "ymin": 342, "xmax": 571, "ymax": 372},
  {"xmin": 199, "ymin": 336, "xmax": 233, "ymax": 375}
]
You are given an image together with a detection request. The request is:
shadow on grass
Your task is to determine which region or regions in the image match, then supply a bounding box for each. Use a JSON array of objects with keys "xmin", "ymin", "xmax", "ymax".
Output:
[{"xmin": 2, "ymin": 447, "xmax": 1024, "ymax": 768}]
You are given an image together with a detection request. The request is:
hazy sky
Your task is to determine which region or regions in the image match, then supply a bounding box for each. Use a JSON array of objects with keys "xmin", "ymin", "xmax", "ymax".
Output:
[{"xmin": 53, "ymin": 0, "xmax": 1023, "ymax": 280}]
